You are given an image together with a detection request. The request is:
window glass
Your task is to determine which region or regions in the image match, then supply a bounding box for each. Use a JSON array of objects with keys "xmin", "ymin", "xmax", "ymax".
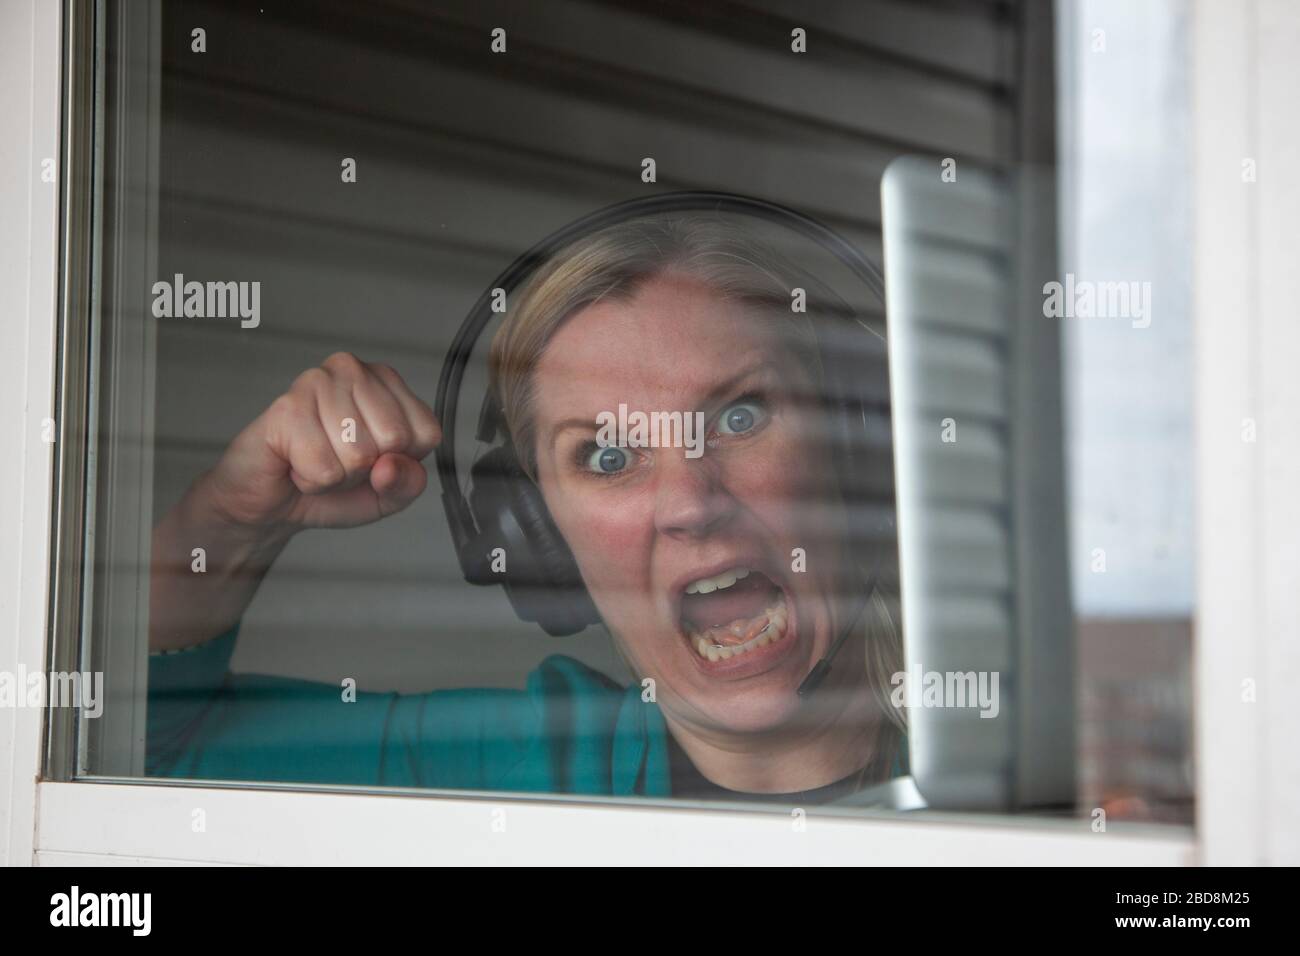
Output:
[{"xmin": 71, "ymin": 0, "xmax": 1192, "ymax": 824}]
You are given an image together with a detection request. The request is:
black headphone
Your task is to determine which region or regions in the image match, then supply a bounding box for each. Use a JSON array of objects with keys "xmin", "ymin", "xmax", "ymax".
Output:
[{"xmin": 434, "ymin": 191, "xmax": 892, "ymax": 637}]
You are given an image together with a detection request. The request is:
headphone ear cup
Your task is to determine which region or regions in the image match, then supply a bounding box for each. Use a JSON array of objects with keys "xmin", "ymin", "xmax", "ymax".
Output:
[
  {"xmin": 509, "ymin": 466, "xmax": 603, "ymax": 633},
  {"xmin": 467, "ymin": 445, "xmax": 601, "ymax": 636}
]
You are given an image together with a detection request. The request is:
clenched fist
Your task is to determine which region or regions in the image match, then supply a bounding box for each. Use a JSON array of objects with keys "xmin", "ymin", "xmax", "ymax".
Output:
[
  {"xmin": 150, "ymin": 352, "xmax": 442, "ymax": 651},
  {"xmin": 202, "ymin": 351, "xmax": 442, "ymax": 532}
]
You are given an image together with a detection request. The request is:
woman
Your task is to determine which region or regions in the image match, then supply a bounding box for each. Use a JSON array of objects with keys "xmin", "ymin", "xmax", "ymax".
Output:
[{"xmin": 147, "ymin": 213, "xmax": 908, "ymax": 804}]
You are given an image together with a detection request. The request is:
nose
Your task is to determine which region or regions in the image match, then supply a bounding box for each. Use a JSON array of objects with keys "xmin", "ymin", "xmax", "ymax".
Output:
[{"xmin": 652, "ymin": 450, "xmax": 737, "ymax": 540}]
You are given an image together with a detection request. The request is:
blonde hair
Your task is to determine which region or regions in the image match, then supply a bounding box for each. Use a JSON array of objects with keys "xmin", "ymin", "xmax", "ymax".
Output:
[{"xmin": 487, "ymin": 213, "xmax": 905, "ymax": 734}]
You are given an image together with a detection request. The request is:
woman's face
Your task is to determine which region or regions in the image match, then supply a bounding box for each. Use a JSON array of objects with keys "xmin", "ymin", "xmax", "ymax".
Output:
[{"xmin": 531, "ymin": 272, "xmax": 858, "ymax": 736}]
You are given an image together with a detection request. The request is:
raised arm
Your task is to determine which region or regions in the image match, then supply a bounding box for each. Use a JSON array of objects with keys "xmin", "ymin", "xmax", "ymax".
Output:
[{"xmin": 148, "ymin": 351, "xmax": 442, "ymax": 652}]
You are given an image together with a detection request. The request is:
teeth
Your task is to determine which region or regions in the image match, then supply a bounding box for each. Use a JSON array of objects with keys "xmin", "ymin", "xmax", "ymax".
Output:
[
  {"xmin": 684, "ymin": 566, "xmax": 750, "ymax": 595},
  {"xmin": 689, "ymin": 594, "xmax": 790, "ymax": 660}
]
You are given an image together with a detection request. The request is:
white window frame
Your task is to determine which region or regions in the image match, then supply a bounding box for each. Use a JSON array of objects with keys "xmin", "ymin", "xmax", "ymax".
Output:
[{"xmin": 2, "ymin": 0, "xmax": 1294, "ymax": 866}]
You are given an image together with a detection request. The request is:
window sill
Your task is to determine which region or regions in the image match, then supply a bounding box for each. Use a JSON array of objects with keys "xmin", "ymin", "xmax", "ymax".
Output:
[{"xmin": 37, "ymin": 780, "xmax": 1195, "ymax": 866}]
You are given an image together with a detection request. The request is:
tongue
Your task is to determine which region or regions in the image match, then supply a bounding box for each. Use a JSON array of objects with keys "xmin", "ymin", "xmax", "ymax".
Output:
[
  {"xmin": 702, "ymin": 612, "xmax": 773, "ymax": 647},
  {"xmin": 681, "ymin": 572, "xmax": 779, "ymax": 643}
]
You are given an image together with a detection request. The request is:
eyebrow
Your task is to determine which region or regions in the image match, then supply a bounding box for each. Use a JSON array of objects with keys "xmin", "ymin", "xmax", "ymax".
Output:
[{"xmin": 544, "ymin": 361, "xmax": 775, "ymax": 448}]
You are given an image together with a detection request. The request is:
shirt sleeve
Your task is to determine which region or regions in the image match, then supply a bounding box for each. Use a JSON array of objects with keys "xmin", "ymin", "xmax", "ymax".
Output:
[
  {"xmin": 146, "ymin": 626, "xmax": 242, "ymax": 777},
  {"xmin": 145, "ymin": 624, "xmax": 548, "ymax": 790}
]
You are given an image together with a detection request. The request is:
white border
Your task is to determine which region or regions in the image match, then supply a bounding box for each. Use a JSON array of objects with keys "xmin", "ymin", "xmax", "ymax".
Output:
[
  {"xmin": 0, "ymin": 0, "xmax": 61, "ymax": 869},
  {"xmin": 4, "ymin": 0, "xmax": 1297, "ymax": 866},
  {"xmin": 1191, "ymin": 0, "xmax": 1300, "ymax": 866}
]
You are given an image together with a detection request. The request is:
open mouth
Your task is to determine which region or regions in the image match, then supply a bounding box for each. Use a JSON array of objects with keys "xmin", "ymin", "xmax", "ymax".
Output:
[{"xmin": 678, "ymin": 567, "xmax": 791, "ymax": 662}]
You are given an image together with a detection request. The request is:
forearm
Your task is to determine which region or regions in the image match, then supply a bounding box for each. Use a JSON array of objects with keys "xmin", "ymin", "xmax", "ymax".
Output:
[{"xmin": 148, "ymin": 471, "xmax": 295, "ymax": 652}]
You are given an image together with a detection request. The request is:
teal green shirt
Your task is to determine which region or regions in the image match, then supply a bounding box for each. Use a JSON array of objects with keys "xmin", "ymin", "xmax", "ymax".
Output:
[{"xmin": 147, "ymin": 626, "xmax": 908, "ymax": 803}]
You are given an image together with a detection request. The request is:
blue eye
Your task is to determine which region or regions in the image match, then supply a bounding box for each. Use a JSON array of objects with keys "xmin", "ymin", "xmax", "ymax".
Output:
[
  {"xmin": 716, "ymin": 400, "xmax": 767, "ymax": 436},
  {"xmin": 586, "ymin": 444, "xmax": 630, "ymax": 474}
]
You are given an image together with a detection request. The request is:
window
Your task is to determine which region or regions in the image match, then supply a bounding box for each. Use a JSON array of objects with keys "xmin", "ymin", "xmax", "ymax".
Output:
[{"xmin": 41, "ymin": 0, "xmax": 1200, "ymax": 839}]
